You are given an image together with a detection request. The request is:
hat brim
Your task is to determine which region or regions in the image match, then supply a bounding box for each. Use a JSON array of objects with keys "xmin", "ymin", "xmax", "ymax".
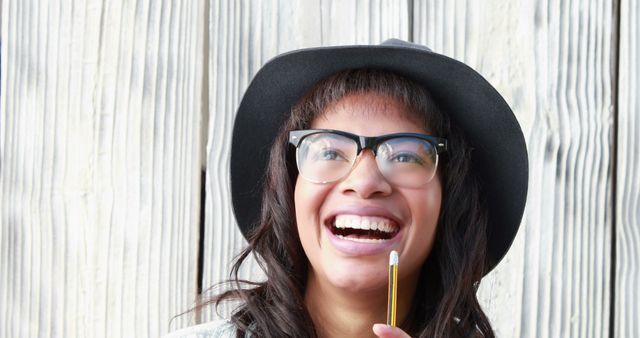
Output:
[{"xmin": 230, "ymin": 41, "xmax": 528, "ymax": 274}]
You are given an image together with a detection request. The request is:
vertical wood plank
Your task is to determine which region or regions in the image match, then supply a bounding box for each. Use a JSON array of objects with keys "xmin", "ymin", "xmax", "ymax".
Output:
[
  {"xmin": 0, "ymin": 1, "xmax": 205, "ymax": 337},
  {"xmin": 414, "ymin": 0, "xmax": 614, "ymax": 337},
  {"xmin": 203, "ymin": 0, "xmax": 410, "ymax": 325},
  {"xmin": 616, "ymin": 0, "xmax": 640, "ymax": 336}
]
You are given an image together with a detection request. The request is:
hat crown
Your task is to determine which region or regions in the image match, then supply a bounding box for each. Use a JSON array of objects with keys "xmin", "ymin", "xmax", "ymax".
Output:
[{"xmin": 380, "ymin": 38, "xmax": 433, "ymax": 53}]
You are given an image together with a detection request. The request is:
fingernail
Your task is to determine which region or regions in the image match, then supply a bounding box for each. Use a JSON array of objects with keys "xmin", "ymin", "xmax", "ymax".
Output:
[{"xmin": 372, "ymin": 323, "xmax": 391, "ymax": 333}]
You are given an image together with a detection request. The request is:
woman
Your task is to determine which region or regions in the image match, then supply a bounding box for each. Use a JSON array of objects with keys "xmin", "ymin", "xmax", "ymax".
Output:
[{"xmin": 171, "ymin": 39, "xmax": 528, "ymax": 338}]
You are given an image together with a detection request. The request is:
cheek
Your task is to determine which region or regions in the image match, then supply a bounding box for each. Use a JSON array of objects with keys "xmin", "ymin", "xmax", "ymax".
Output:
[
  {"xmin": 294, "ymin": 177, "xmax": 332, "ymax": 243},
  {"xmin": 403, "ymin": 184, "xmax": 443, "ymax": 271},
  {"xmin": 415, "ymin": 179, "xmax": 443, "ymax": 227}
]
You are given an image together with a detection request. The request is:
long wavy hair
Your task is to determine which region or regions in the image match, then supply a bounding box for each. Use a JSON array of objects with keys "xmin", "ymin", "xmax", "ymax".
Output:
[{"xmin": 200, "ymin": 69, "xmax": 494, "ymax": 338}]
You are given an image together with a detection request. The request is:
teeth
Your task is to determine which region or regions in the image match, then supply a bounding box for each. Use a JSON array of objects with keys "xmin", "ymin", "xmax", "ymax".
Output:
[
  {"xmin": 362, "ymin": 219, "xmax": 371, "ymax": 230},
  {"xmin": 333, "ymin": 215, "xmax": 397, "ymax": 233},
  {"xmin": 336, "ymin": 235, "xmax": 386, "ymax": 243},
  {"xmin": 379, "ymin": 223, "xmax": 389, "ymax": 232},
  {"xmin": 362, "ymin": 219, "xmax": 378, "ymax": 230}
]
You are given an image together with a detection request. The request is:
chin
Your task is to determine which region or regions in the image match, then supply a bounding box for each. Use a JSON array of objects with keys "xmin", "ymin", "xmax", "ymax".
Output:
[{"xmin": 326, "ymin": 263, "xmax": 388, "ymax": 293}]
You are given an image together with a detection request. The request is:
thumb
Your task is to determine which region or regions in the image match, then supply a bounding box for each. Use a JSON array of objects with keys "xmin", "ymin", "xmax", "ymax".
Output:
[{"xmin": 372, "ymin": 324, "xmax": 411, "ymax": 338}]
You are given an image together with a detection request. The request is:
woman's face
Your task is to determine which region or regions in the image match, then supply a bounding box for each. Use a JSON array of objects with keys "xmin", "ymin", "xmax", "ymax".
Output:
[{"xmin": 294, "ymin": 92, "xmax": 442, "ymax": 294}]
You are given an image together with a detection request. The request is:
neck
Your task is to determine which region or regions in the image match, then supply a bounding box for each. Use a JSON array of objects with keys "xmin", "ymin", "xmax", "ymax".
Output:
[{"xmin": 304, "ymin": 270, "xmax": 418, "ymax": 338}]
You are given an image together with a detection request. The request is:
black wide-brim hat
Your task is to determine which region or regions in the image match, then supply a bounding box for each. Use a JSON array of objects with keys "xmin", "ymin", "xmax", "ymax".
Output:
[{"xmin": 231, "ymin": 39, "xmax": 528, "ymax": 275}]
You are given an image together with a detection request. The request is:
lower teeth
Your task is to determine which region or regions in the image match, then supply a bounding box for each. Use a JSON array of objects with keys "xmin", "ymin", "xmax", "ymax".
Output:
[{"xmin": 336, "ymin": 235, "xmax": 386, "ymax": 243}]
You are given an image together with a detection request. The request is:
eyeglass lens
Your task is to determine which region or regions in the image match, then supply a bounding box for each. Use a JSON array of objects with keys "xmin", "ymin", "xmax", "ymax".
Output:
[{"xmin": 296, "ymin": 132, "xmax": 438, "ymax": 187}]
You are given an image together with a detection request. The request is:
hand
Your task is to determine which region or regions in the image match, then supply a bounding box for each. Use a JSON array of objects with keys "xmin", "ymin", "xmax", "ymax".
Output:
[{"xmin": 372, "ymin": 324, "xmax": 411, "ymax": 338}]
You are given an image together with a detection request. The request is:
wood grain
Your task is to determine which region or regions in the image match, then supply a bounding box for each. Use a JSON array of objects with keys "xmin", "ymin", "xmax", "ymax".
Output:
[
  {"xmin": 615, "ymin": 0, "xmax": 639, "ymax": 336},
  {"xmin": 2, "ymin": 0, "xmax": 632, "ymax": 337},
  {"xmin": 0, "ymin": 1, "xmax": 205, "ymax": 337},
  {"xmin": 204, "ymin": 0, "xmax": 410, "ymax": 324},
  {"xmin": 414, "ymin": 0, "xmax": 614, "ymax": 337}
]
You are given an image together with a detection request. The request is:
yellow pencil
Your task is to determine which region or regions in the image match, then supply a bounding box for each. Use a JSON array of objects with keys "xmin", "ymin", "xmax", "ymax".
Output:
[{"xmin": 386, "ymin": 250, "xmax": 399, "ymax": 326}]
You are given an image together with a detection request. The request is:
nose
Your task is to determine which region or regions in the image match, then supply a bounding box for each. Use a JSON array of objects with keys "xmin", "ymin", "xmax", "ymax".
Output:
[{"xmin": 339, "ymin": 149, "xmax": 392, "ymax": 198}]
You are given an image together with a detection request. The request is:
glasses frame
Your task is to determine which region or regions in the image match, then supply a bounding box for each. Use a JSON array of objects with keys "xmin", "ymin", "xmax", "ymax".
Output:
[{"xmin": 288, "ymin": 129, "xmax": 448, "ymax": 185}]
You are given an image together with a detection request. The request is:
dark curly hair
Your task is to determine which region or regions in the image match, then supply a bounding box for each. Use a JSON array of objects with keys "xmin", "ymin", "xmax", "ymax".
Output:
[{"xmin": 198, "ymin": 69, "xmax": 494, "ymax": 338}]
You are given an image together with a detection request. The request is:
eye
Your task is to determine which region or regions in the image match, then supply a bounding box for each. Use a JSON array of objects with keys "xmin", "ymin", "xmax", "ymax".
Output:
[
  {"xmin": 316, "ymin": 148, "xmax": 347, "ymax": 161},
  {"xmin": 389, "ymin": 152, "xmax": 424, "ymax": 165}
]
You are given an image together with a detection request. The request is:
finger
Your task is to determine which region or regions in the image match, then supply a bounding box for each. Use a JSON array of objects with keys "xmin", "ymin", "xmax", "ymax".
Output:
[{"xmin": 372, "ymin": 324, "xmax": 411, "ymax": 338}]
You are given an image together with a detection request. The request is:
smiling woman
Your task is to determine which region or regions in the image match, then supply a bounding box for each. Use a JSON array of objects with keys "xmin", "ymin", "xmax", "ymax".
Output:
[
  {"xmin": 170, "ymin": 39, "xmax": 528, "ymax": 338},
  {"xmin": 294, "ymin": 89, "xmax": 446, "ymax": 336}
]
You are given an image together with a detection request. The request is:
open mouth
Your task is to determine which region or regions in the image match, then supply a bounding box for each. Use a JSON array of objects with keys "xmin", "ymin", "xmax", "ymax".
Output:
[{"xmin": 327, "ymin": 214, "xmax": 400, "ymax": 243}]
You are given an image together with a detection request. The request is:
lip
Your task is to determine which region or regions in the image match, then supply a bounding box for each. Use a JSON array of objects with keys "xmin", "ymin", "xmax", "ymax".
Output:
[{"xmin": 323, "ymin": 206, "xmax": 404, "ymax": 256}]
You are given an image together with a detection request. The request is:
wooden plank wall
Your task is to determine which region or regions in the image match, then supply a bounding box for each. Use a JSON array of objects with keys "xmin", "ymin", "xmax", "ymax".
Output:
[
  {"xmin": 616, "ymin": 0, "xmax": 640, "ymax": 336},
  {"xmin": 0, "ymin": 1, "xmax": 205, "ymax": 337},
  {"xmin": 204, "ymin": 1, "xmax": 624, "ymax": 337},
  {"xmin": 1, "ymin": 0, "xmax": 638, "ymax": 337},
  {"xmin": 204, "ymin": 0, "xmax": 411, "ymax": 322},
  {"xmin": 412, "ymin": 1, "xmax": 614, "ymax": 337}
]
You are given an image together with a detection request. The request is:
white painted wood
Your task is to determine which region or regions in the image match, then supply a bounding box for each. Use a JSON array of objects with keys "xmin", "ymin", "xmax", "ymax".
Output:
[
  {"xmin": 203, "ymin": 0, "xmax": 410, "ymax": 324},
  {"xmin": 616, "ymin": 0, "xmax": 640, "ymax": 336},
  {"xmin": 2, "ymin": 0, "xmax": 629, "ymax": 337},
  {"xmin": 414, "ymin": 0, "xmax": 614, "ymax": 337},
  {"xmin": 0, "ymin": 1, "xmax": 205, "ymax": 337}
]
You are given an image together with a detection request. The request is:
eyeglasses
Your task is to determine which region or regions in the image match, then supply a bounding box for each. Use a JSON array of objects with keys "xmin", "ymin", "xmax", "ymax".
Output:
[{"xmin": 289, "ymin": 129, "xmax": 447, "ymax": 187}]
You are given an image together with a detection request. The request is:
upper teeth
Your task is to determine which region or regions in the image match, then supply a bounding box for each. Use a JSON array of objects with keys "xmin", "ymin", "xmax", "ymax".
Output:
[{"xmin": 333, "ymin": 215, "xmax": 397, "ymax": 233}]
